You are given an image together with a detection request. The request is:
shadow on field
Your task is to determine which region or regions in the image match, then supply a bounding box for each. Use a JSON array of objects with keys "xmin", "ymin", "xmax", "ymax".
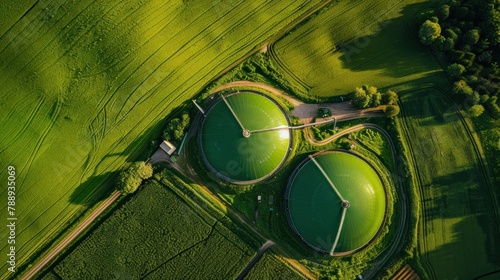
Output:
[
  {"xmin": 423, "ymin": 215, "xmax": 500, "ymax": 280},
  {"xmin": 338, "ymin": 2, "xmax": 436, "ymax": 79},
  {"xmin": 69, "ymin": 172, "xmax": 116, "ymax": 205},
  {"xmin": 400, "ymin": 89, "xmax": 463, "ymax": 126},
  {"xmin": 422, "ymin": 168, "xmax": 484, "ymax": 220}
]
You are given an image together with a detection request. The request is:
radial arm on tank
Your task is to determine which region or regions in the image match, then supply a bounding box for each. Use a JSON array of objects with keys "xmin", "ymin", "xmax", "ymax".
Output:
[
  {"xmin": 309, "ymin": 155, "xmax": 346, "ymax": 202},
  {"xmin": 330, "ymin": 207, "xmax": 347, "ymax": 255},
  {"xmin": 221, "ymin": 94, "xmax": 250, "ymax": 137}
]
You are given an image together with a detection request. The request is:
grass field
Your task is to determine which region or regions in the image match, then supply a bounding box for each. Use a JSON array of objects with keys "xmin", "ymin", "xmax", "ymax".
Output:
[
  {"xmin": 0, "ymin": 0, "xmax": 321, "ymax": 274},
  {"xmin": 50, "ymin": 178, "xmax": 259, "ymax": 279},
  {"xmin": 270, "ymin": 0, "xmax": 445, "ymax": 99},
  {"xmin": 245, "ymin": 252, "xmax": 304, "ymax": 280},
  {"xmin": 399, "ymin": 89, "xmax": 500, "ymax": 279}
]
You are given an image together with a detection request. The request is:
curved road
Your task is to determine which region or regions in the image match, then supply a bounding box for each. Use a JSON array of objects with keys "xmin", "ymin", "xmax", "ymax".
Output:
[
  {"xmin": 304, "ymin": 122, "xmax": 408, "ymax": 279},
  {"xmin": 200, "ymin": 82, "xmax": 409, "ymax": 279}
]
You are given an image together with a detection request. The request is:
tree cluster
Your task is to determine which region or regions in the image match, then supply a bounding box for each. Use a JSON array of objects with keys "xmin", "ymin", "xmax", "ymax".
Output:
[
  {"xmin": 350, "ymin": 85, "xmax": 400, "ymax": 117},
  {"xmin": 418, "ymin": 0, "xmax": 500, "ymax": 118},
  {"xmin": 162, "ymin": 112, "xmax": 190, "ymax": 144},
  {"xmin": 116, "ymin": 161, "xmax": 153, "ymax": 195}
]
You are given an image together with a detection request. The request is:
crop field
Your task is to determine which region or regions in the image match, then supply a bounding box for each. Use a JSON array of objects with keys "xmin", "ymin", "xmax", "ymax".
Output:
[
  {"xmin": 270, "ymin": 0, "xmax": 445, "ymax": 99},
  {"xmin": 0, "ymin": 0, "xmax": 321, "ymax": 274},
  {"xmin": 399, "ymin": 89, "xmax": 500, "ymax": 279},
  {"xmin": 51, "ymin": 179, "xmax": 259, "ymax": 278},
  {"xmin": 245, "ymin": 252, "xmax": 304, "ymax": 280}
]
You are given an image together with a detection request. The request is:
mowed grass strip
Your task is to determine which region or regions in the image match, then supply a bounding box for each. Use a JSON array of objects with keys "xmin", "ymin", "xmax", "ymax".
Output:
[
  {"xmin": 270, "ymin": 0, "xmax": 444, "ymax": 99},
  {"xmin": 53, "ymin": 179, "xmax": 257, "ymax": 279},
  {"xmin": 399, "ymin": 89, "xmax": 499, "ymax": 279},
  {"xmin": 0, "ymin": 0, "xmax": 320, "ymax": 274}
]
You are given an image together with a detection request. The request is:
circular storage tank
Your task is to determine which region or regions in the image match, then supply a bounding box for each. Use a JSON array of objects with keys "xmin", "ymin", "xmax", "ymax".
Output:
[
  {"xmin": 286, "ymin": 151, "xmax": 386, "ymax": 256},
  {"xmin": 199, "ymin": 91, "xmax": 291, "ymax": 184}
]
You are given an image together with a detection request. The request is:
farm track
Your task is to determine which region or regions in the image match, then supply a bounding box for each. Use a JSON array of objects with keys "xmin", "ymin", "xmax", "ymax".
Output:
[
  {"xmin": 190, "ymin": 82, "xmax": 409, "ymax": 279},
  {"xmin": 9, "ymin": 1, "xmax": 337, "ymax": 278},
  {"xmin": 236, "ymin": 240, "xmax": 275, "ymax": 280},
  {"xmin": 397, "ymin": 91, "xmax": 435, "ymax": 280},
  {"xmin": 21, "ymin": 191, "xmax": 121, "ymax": 280},
  {"xmin": 397, "ymin": 84, "xmax": 500, "ymax": 280},
  {"xmin": 303, "ymin": 122, "xmax": 410, "ymax": 279}
]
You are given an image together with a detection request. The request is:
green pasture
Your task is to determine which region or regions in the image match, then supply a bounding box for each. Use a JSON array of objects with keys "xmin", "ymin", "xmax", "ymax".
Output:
[
  {"xmin": 52, "ymin": 179, "xmax": 258, "ymax": 278},
  {"xmin": 271, "ymin": 0, "xmax": 444, "ymax": 99},
  {"xmin": 399, "ymin": 89, "xmax": 499, "ymax": 279},
  {"xmin": 0, "ymin": 0, "xmax": 320, "ymax": 274}
]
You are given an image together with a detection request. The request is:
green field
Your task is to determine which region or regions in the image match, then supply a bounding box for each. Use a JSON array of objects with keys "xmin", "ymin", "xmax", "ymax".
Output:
[
  {"xmin": 51, "ymin": 178, "xmax": 259, "ymax": 278},
  {"xmin": 399, "ymin": 89, "xmax": 500, "ymax": 279},
  {"xmin": 270, "ymin": 0, "xmax": 444, "ymax": 99},
  {"xmin": 245, "ymin": 252, "xmax": 304, "ymax": 280},
  {"xmin": 0, "ymin": 0, "xmax": 321, "ymax": 274}
]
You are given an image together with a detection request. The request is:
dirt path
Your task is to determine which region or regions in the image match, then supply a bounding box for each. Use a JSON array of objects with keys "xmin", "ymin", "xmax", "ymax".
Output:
[
  {"xmin": 236, "ymin": 240, "xmax": 275, "ymax": 280},
  {"xmin": 21, "ymin": 191, "xmax": 121, "ymax": 280},
  {"xmin": 169, "ymin": 161, "xmax": 317, "ymax": 280},
  {"xmin": 304, "ymin": 122, "xmax": 409, "ymax": 279},
  {"xmin": 213, "ymin": 80, "xmax": 385, "ymax": 124}
]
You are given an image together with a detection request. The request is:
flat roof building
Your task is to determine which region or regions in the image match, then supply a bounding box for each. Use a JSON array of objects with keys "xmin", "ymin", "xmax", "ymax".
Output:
[{"xmin": 160, "ymin": 140, "xmax": 177, "ymax": 156}]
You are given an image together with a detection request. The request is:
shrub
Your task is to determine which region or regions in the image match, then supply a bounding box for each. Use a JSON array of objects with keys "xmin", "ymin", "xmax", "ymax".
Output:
[
  {"xmin": 385, "ymin": 105, "xmax": 401, "ymax": 117},
  {"xmin": 116, "ymin": 162, "xmax": 153, "ymax": 195},
  {"xmin": 447, "ymin": 63, "xmax": 466, "ymax": 78},
  {"xmin": 419, "ymin": 20, "xmax": 441, "ymax": 45},
  {"xmin": 467, "ymin": 104, "xmax": 485, "ymax": 118}
]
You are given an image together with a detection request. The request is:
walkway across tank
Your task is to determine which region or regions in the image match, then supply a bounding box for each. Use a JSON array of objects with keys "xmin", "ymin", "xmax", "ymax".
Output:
[
  {"xmin": 199, "ymin": 91, "xmax": 291, "ymax": 184},
  {"xmin": 285, "ymin": 150, "xmax": 387, "ymax": 256}
]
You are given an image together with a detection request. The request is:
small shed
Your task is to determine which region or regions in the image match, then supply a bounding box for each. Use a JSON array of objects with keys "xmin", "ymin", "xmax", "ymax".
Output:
[
  {"xmin": 160, "ymin": 140, "xmax": 177, "ymax": 156},
  {"xmin": 268, "ymin": 195, "xmax": 274, "ymax": 205}
]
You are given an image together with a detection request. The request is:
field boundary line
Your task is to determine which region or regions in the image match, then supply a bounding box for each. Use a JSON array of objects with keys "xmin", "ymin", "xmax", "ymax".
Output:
[{"xmin": 21, "ymin": 191, "xmax": 121, "ymax": 280}]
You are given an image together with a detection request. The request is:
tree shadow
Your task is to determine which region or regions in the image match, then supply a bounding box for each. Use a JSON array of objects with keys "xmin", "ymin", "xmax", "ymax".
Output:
[
  {"xmin": 337, "ymin": 1, "xmax": 438, "ymax": 79},
  {"xmin": 69, "ymin": 172, "xmax": 116, "ymax": 205},
  {"xmin": 400, "ymin": 89, "xmax": 463, "ymax": 126},
  {"xmin": 422, "ymin": 215, "xmax": 500, "ymax": 280},
  {"xmin": 68, "ymin": 98, "xmax": 195, "ymax": 206},
  {"xmin": 421, "ymin": 167, "xmax": 484, "ymax": 221}
]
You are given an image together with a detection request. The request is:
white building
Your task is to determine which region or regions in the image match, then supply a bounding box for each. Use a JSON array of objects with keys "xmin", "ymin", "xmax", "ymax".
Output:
[{"xmin": 160, "ymin": 140, "xmax": 177, "ymax": 156}]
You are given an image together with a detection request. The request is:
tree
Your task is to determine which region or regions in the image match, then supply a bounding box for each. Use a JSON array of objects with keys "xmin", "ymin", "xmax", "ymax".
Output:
[
  {"xmin": 351, "ymin": 87, "xmax": 370, "ymax": 109},
  {"xmin": 382, "ymin": 90, "xmax": 398, "ymax": 105},
  {"xmin": 370, "ymin": 92, "xmax": 382, "ymax": 107},
  {"xmin": 486, "ymin": 96, "xmax": 500, "ymax": 119},
  {"xmin": 480, "ymin": 94, "xmax": 490, "ymax": 104},
  {"xmin": 385, "ymin": 105, "xmax": 400, "ymax": 117},
  {"xmin": 116, "ymin": 162, "xmax": 153, "ymax": 195},
  {"xmin": 162, "ymin": 112, "xmax": 190, "ymax": 142},
  {"xmin": 437, "ymin": 5, "xmax": 450, "ymax": 20},
  {"xmin": 419, "ymin": 20, "xmax": 442, "ymax": 45},
  {"xmin": 467, "ymin": 104, "xmax": 485, "ymax": 117},
  {"xmin": 447, "ymin": 63, "xmax": 466, "ymax": 78},
  {"xmin": 452, "ymin": 80, "xmax": 473, "ymax": 96},
  {"xmin": 463, "ymin": 29, "xmax": 480, "ymax": 45}
]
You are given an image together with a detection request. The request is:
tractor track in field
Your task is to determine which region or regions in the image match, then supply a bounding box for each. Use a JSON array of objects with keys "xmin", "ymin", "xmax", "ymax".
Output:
[
  {"xmin": 13, "ymin": 2, "xmax": 337, "ymax": 279},
  {"xmin": 396, "ymin": 84, "xmax": 500, "ymax": 280},
  {"xmin": 397, "ymin": 92, "xmax": 436, "ymax": 280}
]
